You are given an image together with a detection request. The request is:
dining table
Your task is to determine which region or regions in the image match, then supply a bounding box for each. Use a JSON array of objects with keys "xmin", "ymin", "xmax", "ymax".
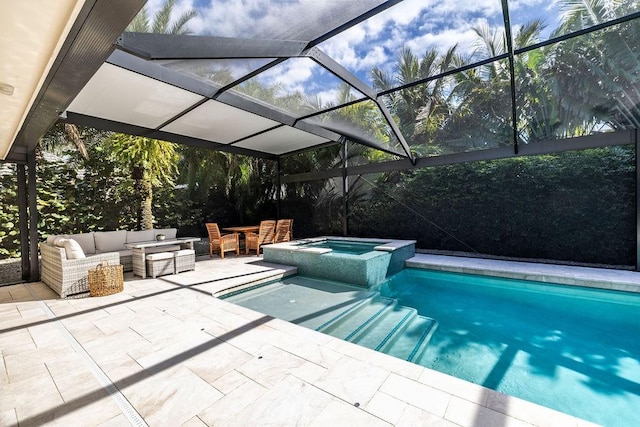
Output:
[
  {"xmin": 222, "ymin": 225, "xmax": 259, "ymax": 250},
  {"xmin": 222, "ymin": 225, "xmax": 260, "ymax": 234}
]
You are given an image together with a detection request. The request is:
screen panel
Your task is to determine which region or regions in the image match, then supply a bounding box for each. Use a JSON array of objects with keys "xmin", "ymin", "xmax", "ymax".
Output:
[
  {"xmin": 162, "ymin": 99, "xmax": 279, "ymax": 143},
  {"xmin": 67, "ymin": 64, "xmax": 204, "ymax": 129},
  {"xmin": 515, "ymin": 19, "xmax": 640, "ymax": 144},
  {"xmin": 234, "ymin": 126, "xmax": 330, "ymax": 155},
  {"xmin": 319, "ymin": 0, "xmax": 505, "ymax": 86},
  {"xmin": 509, "ymin": 0, "xmax": 640, "ymax": 49}
]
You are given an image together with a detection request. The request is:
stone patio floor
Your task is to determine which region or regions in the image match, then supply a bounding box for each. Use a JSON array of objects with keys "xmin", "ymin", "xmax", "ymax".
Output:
[{"xmin": 1, "ymin": 254, "xmax": 618, "ymax": 426}]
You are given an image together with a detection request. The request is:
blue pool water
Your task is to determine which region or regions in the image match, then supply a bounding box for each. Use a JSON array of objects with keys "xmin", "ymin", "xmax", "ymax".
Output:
[
  {"xmin": 298, "ymin": 239, "xmax": 384, "ymax": 255},
  {"xmin": 382, "ymin": 269, "xmax": 640, "ymax": 427},
  {"xmin": 222, "ymin": 269, "xmax": 640, "ymax": 426}
]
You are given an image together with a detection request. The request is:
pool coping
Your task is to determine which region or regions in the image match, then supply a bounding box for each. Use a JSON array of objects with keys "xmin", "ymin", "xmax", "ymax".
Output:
[{"xmin": 406, "ymin": 253, "xmax": 640, "ymax": 293}]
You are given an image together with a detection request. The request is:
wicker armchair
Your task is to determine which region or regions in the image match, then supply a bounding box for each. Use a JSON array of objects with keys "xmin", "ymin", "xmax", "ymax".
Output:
[
  {"xmin": 245, "ymin": 220, "xmax": 276, "ymax": 255},
  {"xmin": 274, "ymin": 219, "xmax": 293, "ymax": 243},
  {"xmin": 206, "ymin": 223, "xmax": 239, "ymax": 259},
  {"xmin": 40, "ymin": 243, "xmax": 120, "ymax": 299}
]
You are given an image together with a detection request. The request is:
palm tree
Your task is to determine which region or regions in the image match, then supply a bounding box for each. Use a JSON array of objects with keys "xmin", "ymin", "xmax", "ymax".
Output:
[
  {"xmin": 449, "ymin": 19, "xmax": 579, "ymax": 145},
  {"xmin": 371, "ymin": 46, "xmax": 460, "ymax": 156},
  {"xmin": 107, "ymin": 134, "xmax": 179, "ymax": 229},
  {"xmin": 550, "ymin": 0, "xmax": 640, "ymax": 130},
  {"xmin": 105, "ymin": 0, "xmax": 196, "ymax": 229},
  {"xmin": 42, "ymin": 1, "xmax": 195, "ymax": 159}
]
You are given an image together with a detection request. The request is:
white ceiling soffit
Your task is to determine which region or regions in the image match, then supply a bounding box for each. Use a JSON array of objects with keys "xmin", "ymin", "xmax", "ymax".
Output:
[
  {"xmin": 161, "ymin": 100, "xmax": 280, "ymax": 144},
  {"xmin": 66, "ymin": 63, "xmax": 204, "ymax": 129},
  {"xmin": 0, "ymin": 0, "xmax": 86, "ymax": 160},
  {"xmin": 67, "ymin": 62, "xmax": 334, "ymax": 156},
  {"xmin": 234, "ymin": 126, "xmax": 330, "ymax": 155}
]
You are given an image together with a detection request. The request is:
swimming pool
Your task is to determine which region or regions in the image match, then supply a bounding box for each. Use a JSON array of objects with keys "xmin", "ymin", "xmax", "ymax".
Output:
[{"xmin": 222, "ymin": 268, "xmax": 640, "ymax": 426}]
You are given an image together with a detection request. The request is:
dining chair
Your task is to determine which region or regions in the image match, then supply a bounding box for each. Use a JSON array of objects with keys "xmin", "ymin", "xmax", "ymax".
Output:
[
  {"xmin": 245, "ymin": 220, "xmax": 276, "ymax": 255},
  {"xmin": 274, "ymin": 219, "xmax": 293, "ymax": 243},
  {"xmin": 206, "ymin": 223, "xmax": 239, "ymax": 259}
]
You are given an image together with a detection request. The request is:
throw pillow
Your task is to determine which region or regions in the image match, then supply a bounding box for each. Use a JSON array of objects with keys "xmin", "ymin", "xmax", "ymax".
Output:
[
  {"xmin": 46, "ymin": 235, "xmax": 61, "ymax": 245},
  {"xmin": 63, "ymin": 239, "xmax": 86, "ymax": 259},
  {"xmin": 52, "ymin": 236, "xmax": 68, "ymax": 247}
]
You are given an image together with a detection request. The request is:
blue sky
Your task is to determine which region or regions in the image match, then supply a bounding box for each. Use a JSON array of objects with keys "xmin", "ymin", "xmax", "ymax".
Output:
[{"xmin": 141, "ymin": 0, "xmax": 563, "ymax": 108}]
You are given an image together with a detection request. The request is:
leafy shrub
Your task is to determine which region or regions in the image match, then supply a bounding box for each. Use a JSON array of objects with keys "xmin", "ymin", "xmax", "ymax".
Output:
[{"xmin": 349, "ymin": 145, "xmax": 635, "ymax": 266}]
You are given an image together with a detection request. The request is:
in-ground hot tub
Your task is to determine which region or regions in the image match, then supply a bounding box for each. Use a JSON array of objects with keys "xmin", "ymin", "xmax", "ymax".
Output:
[{"xmin": 262, "ymin": 237, "xmax": 416, "ymax": 288}]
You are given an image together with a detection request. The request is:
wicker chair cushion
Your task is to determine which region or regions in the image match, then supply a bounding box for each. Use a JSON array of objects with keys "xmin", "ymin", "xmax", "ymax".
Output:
[{"xmin": 146, "ymin": 252, "xmax": 174, "ymax": 261}]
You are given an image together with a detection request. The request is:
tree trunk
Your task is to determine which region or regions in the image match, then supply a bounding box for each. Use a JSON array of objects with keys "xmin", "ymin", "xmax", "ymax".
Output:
[
  {"xmin": 132, "ymin": 165, "xmax": 154, "ymax": 230},
  {"xmin": 140, "ymin": 178, "xmax": 153, "ymax": 230}
]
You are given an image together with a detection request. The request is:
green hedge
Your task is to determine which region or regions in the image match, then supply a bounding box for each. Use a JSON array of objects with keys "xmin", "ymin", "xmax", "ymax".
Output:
[
  {"xmin": 349, "ymin": 145, "xmax": 636, "ymax": 266},
  {"xmin": 2, "ymin": 145, "xmax": 636, "ymax": 267}
]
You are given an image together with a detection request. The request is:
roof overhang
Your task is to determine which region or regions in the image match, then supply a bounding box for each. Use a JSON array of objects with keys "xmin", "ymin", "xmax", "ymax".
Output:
[
  {"xmin": 3, "ymin": 1, "xmax": 414, "ymax": 163},
  {"xmin": 1, "ymin": 0, "xmax": 146, "ymax": 163}
]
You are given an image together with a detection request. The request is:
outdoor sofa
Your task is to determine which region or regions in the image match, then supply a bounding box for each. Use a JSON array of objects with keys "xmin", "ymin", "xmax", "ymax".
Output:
[{"xmin": 40, "ymin": 228, "xmax": 178, "ymax": 298}]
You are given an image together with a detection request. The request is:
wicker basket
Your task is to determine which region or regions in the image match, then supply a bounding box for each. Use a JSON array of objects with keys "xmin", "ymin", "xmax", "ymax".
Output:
[{"xmin": 88, "ymin": 261, "xmax": 124, "ymax": 297}]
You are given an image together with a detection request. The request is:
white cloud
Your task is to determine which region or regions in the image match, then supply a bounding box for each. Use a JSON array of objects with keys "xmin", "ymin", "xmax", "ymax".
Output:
[
  {"xmin": 319, "ymin": 0, "xmax": 507, "ymax": 80},
  {"xmin": 258, "ymin": 58, "xmax": 315, "ymax": 93},
  {"xmin": 314, "ymin": 88, "xmax": 341, "ymax": 106}
]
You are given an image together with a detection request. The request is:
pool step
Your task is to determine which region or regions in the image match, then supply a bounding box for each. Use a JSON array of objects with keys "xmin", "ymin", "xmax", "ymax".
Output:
[
  {"xmin": 225, "ymin": 278, "xmax": 440, "ymax": 362},
  {"xmin": 378, "ymin": 315, "xmax": 438, "ymax": 362},
  {"xmin": 315, "ymin": 293, "xmax": 439, "ymax": 358},
  {"xmin": 224, "ymin": 282, "xmax": 287, "ymax": 303},
  {"xmin": 316, "ymin": 295, "xmax": 396, "ymax": 339},
  {"xmin": 349, "ymin": 304, "xmax": 417, "ymax": 350},
  {"xmin": 290, "ymin": 290, "xmax": 376, "ymax": 330}
]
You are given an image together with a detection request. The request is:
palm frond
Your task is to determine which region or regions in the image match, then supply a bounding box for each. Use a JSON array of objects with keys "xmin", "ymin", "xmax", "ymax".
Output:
[
  {"xmin": 514, "ymin": 19, "xmax": 545, "ymax": 48},
  {"xmin": 370, "ymin": 67, "xmax": 393, "ymax": 91},
  {"xmin": 126, "ymin": 7, "xmax": 150, "ymax": 32},
  {"xmin": 152, "ymin": 0, "xmax": 175, "ymax": 33},
  {"xmin": 169, "ymin": 10, "xmax": 197, "ymax": 35}
]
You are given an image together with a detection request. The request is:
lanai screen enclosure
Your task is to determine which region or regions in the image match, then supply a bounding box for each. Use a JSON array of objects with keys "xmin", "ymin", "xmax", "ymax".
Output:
[{"xmin": 2, "ymin": 0, "xmax": 640, "ymax": 282}]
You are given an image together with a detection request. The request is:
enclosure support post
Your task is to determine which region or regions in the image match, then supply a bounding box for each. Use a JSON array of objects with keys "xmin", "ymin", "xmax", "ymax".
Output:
[
  {"xmin": 631, "ymin": 129, "xmax": 640, "ymax": 271},
  {"xmin": 342, "ymin": 139, "xmax": 349, "ymax": 236},
  {"xmin": 28, "ymin": 150, "xmax": 40, "ymax": 281},
  {"xmin": 17, "ymin": 164, "xmax": 29, "ymax": 281},
  {"xmin": 276, "ymin": 158, "xmax": 281, "ymax": 219},
  {"xmin": 501, "ymin": 0, "xmax": 519, "ymax": 155}
]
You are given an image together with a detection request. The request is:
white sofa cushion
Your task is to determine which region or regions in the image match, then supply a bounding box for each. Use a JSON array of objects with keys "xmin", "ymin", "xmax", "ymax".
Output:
[
  {"xmin": 63, "ymin": 239, "xmax": 86, "ymax": 259},
  {"xmin": 95, "ymin": 230, "xmax": 127, "ymax": 252},
  {"xmin": 65, "ymin": 232, "xmax": 95, "ymax": 254},
  {"xmin": 126, "ymin": 229, "xmax": 156, "ymax": 243}
]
